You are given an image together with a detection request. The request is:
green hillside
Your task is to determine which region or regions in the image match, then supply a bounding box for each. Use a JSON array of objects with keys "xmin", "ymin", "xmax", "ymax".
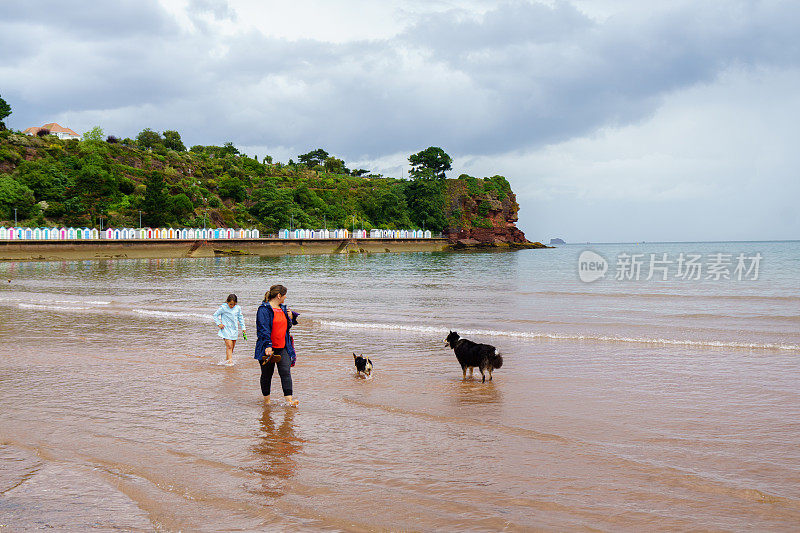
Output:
[{"xmin": 0, "ymin": 128, "xmax": 514, "ymax": 235}]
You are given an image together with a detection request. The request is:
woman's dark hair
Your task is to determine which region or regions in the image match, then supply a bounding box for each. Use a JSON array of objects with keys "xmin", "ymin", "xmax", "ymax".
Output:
[
  {"xmin": 266, "ymin": 284, "xmax": 287, "ymax": 301},
  {"xmin": 226, "ymin": 293, "xmax": 238, "ymax": 304}
]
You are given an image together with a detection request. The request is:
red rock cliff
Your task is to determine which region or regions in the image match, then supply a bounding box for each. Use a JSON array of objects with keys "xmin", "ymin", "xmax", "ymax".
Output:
[{"xmin": 443, "ymin": 176, "xmax": 543, "ymax": 247}]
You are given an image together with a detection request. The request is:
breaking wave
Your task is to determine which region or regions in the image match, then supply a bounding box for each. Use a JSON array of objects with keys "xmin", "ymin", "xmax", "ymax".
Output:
[{"xmin": 318, "ymin": 319, "xmax": 800, "ymax": 352}]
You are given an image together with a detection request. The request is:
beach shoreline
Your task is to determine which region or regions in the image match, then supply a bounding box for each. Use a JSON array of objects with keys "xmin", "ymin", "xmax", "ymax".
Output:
[
  {"xmin": 0, "ymin": 238, "xmax": 451, "ymax": 261},
  {"xmin": 0, "ymin": 238, "xmax": 551, "ymax": 261}
]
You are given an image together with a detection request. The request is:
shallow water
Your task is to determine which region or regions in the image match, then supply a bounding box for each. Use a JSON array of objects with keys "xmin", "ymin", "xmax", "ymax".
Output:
[{"xmin": 1, "ymin": 242, "xmax": 799, "ymax": 531}]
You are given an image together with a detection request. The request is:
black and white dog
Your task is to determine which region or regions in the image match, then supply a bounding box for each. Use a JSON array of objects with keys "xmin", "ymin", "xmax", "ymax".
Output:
[
  {"xmin": 353, "ymin": 353, "xmax": 373, "ymax": 378},
  {"xmin": 445, "ymin": 331, "xmax": 503, "ymax": 382}
]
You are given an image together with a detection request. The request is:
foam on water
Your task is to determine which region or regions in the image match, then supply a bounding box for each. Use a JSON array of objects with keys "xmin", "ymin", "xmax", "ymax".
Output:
[
  {"xmin": 318, "ymin": 319, "xmax": 800, "ymax": 352},
  {"xmin": 0, "ymin": 296, "xmax": 110, "ymax": 305},
  {"xmin": 19, "ymin": 303, "xmax": 91, "ymax": 311},
  {"xmin": 133, "ymin": 309, "xmax": 212, "ymax": 321}
]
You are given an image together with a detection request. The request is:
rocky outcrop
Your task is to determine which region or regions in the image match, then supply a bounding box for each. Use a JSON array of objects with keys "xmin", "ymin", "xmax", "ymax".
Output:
[{"xmin": 443, "ymin": 177, "xmax": 549, "ymax": 248}]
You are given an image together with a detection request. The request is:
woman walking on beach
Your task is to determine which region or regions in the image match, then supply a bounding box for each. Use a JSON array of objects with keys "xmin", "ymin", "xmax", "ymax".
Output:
[
  {"xmin": 255, "ymin": 284, "xmax": 298, "ymax": 406},
  {"xmin": 213, "ymin": 294, "xmax": 246, "ymax": 366}
]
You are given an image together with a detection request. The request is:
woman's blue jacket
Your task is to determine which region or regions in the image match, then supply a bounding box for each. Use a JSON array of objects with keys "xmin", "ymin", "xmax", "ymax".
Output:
[{"xmin": 254, "ymin": 301, "xmax": 297, "ymax": 363}]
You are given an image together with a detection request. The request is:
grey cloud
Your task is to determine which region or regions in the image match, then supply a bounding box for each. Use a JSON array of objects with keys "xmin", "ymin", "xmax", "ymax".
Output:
[
  {"xmin": 2, "ymin": 0, "xmax": 799, "ymax": 162},
  {"xmin": 189, "ymin": 0, "xmax": 237, "ymax": 21},
  {"xmin": 0, "ymin": 0, "xmax": 176, "ymax": 42}
]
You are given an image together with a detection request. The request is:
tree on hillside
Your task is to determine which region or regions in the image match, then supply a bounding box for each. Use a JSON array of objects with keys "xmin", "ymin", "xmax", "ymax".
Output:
[
  {"xmin": 74, "ymin": 162, "xmax": 116, "ymax": 221},
  {"xmin": 162, "ymin": 130, "xmax": 186, "ymax": 152},
  {"xmin": 0, "ymin": 95, "xmax": 11, "ymax": 130},
  {"xmin": 221, "ymin": 142, "xmax": 239, "ymax": 157},
  {"xmin": 142, "ymin": 171, "xmax": 169, "ymax": 227},
  {"xmin": 83, "ymin": 126, "xmax": 105, "ymax": 142},
  {"xmin": 409, "ymin": 146, "xmax": 452, "ymax": 180},
  {"xmin": 136, "ymin": 128, "xmax": 163, "ymax": 150},
  {"xmin": 403, "ymin": 178, "xmax": 446, "ymax": 232},
  {"xmin": 298, "ymin": 148, "xmax": 329, "ymax": 168},
  {"xmin": 323, "ymin": 156, "xmax": 346, "ymax": 174},
  {"xmin": 0, "ymin": 176, "xmax": 35, "ymax": 220}
]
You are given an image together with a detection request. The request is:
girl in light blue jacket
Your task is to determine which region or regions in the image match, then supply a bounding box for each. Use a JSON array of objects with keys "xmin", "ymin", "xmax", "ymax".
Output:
[{"xmin": 213, "ymin": 293, "xmax": 246, "ymax": 366}]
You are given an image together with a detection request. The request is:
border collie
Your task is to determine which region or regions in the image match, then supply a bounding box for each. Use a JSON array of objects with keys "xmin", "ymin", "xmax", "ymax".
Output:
[
  {"xmin": 445, "ymin": 331, "xmax": 503, "ymax": 382},
  {"xmin": 353, "ymin": 353, "xmax": 373, "ymax": 378}
]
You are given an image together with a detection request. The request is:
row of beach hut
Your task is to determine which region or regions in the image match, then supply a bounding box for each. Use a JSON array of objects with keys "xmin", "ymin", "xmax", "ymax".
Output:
[
  {"xmin": 277, "ymin": 229, "xmax": 432, "ymax": 239},
  {"xmin": 0, "ymin": 227, "xmax": 260, "ymax": 240},
  {"xmin": 0, "ymin": 226, "xmax": 433, "ymax": 241}
]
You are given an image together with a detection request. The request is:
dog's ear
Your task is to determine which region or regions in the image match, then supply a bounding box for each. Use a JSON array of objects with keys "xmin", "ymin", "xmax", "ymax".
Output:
[{"xmin": 353, "ymin": 353, "xmax": 357, "ymax": 359}]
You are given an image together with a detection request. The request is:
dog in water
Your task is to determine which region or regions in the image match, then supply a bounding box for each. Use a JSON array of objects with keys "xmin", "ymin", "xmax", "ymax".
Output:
[
  {"xmin": 353, "ymin": 353, "xmax": 373, "ymax": 378},
  {"xmin": 445, "ymin": 331, "xmax": 503, "ymax": 382}
]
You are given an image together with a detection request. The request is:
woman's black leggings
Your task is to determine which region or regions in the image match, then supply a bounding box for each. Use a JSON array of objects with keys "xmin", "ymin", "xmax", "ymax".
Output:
[{"xmin": 260, "ymin": 347, "xmax": 293, "ymax": 396}]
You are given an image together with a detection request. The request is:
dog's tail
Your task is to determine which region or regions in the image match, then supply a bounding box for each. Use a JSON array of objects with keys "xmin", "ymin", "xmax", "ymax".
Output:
[{"xmin": 491, "ymin": 349, "xmax": 503, "ymax": 369}]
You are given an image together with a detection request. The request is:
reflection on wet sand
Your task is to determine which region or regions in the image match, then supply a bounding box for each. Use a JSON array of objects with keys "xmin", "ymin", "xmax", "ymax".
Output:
[
  {"xmin": 251, "ymin": 407, "xmax": 302, "ymax": 499},
  {"xmin": 449, "ymin": 379, "xmax": 503, "ymax": 407}
]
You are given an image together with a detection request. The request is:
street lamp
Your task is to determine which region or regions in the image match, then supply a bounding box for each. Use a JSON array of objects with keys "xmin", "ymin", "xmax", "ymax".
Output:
[
  {"xmin": 14, "ymin": 208, "xmax": 17, "ymax": 225},
  {"xmin": 139, "ymin": 210, "xmax": 142, "ymax": 228}
]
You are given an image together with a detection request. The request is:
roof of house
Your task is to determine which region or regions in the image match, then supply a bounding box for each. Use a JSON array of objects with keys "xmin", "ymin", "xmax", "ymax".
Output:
[
  {"xmin": 23, "ymin": 123, "xmax": 80, "ymax": 136},
  {"xmin": 42, "ymin": 123, "xmax": 80, "ymax": 136}
]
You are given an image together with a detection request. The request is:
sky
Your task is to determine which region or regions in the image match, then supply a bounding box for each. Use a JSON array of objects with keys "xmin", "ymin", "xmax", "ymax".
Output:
[{"xmin": 1, "ymin": 0, "xmax": 798, "ymax": 242}]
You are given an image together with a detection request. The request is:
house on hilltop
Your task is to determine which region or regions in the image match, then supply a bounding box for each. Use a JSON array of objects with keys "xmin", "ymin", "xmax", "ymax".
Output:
[{"xmin": 23, "ymin": 122, "xmax": 81, "ymax": 140}]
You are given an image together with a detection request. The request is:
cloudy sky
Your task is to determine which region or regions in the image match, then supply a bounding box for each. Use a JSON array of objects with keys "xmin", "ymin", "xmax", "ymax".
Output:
[{"xmin": 1, "ymin": 0, "xmax": 798, "ymax": 242}]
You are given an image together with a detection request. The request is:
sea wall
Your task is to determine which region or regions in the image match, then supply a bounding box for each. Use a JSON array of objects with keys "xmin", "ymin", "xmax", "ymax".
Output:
[{"xmin": 0, "ymin": 238, "xmax": 450, "ymax": 261}]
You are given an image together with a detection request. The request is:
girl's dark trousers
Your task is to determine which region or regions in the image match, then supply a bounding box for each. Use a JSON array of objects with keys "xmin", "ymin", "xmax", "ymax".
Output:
[{"xmin": 259, "ymin": 347, "xmax": 292, "ymax": 396}]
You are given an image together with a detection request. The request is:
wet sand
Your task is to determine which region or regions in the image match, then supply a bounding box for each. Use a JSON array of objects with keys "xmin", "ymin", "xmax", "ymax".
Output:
[{"xmin": 1, "ymin": 248, "xmax": 799, "ymax": 531}]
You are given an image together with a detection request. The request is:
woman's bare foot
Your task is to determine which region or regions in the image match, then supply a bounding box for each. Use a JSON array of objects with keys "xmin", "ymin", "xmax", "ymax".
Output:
[{"xmin": 284, "ymin": 395, "xmax": 298, "ymax": 407}]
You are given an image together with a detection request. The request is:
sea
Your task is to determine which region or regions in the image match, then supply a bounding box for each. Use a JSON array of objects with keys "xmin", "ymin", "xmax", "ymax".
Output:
[{"xmin": 0, "ymin": 240, "xmax": 798, "ymax": 531}]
